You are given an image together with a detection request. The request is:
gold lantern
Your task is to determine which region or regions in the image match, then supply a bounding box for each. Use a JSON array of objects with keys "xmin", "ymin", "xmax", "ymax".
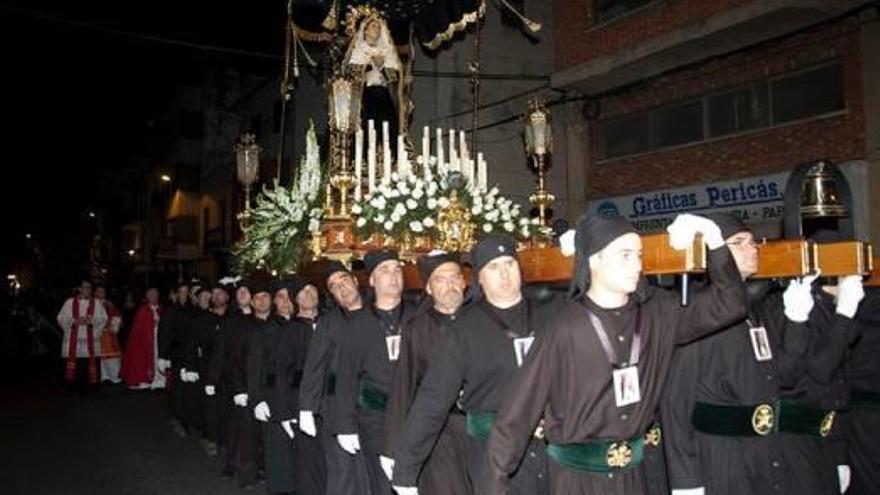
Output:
[
  {"xmin": 523, "ymin": 98, "xmax": 554, "ymax": 228},
  {"xmin": 327, "ymin": 76, "xmax": 362, "ymax": 218},
  {"xmin": 235, "ymin": 133, "xmax": 261, "ymax": 229}
]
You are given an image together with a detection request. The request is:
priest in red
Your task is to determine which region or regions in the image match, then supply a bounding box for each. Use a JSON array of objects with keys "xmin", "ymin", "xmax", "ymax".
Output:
[{"xmin": 121, "ymin": 287, "xmax": 165, "ymax": 390}]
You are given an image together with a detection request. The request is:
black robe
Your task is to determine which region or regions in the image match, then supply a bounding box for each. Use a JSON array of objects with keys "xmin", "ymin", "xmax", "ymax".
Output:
[
  {"xmin": 484, "ymin": 246, "xmax": 747, "ymax": 495},
  {"xmin": 391, "ymin": 297, "xmax": 557, "ymax": 495},
  {"xmin": 661, "ymin": 282, "xmax": 842, "ymax": 495},
  {"xmin": 383, "ymin": 304, "xmax": 470, "ymax": 495},
  {"xmin": 195, "ymin": 309, "xmax": 229, "ymax": 446},
  {"xmin": 215, "ymin": 311, "xmax": 265, "ymax": 485},
  {"xmin": 176, "ymin": 307, "xmax": 210, "ymax": 431},
  {"xmin": 277, "ymin": 315, "xmax": 326, "ymax": 495},
  {"xmin": 158, "ymin": 303, "xmax": 196, "ymax": 426},
  {"xmin": 335, "ymin": 301, "xmax": 417, "ymax": 494},
  {"xmin": 846, "ymin": 287, "xmax": 880, "ymax": 494},
  {"xmin": 298, "ymin": 305, "xmax": 371, "ymax": 495}
]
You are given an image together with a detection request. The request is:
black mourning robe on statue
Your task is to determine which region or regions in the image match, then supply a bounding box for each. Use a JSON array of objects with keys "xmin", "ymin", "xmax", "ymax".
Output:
[
  {"xmin": 383, "ymin": 304, "xmax": 470, "ymax": 495},
  {"xmin": 483, "ymin": 246, "xmax": 747, "ymax": 495},
  {"xmin": 661, "ymin": 281, "xmax": 842, "ymax": 495},
  {"xmin": 391, "ymin": 296, "xmax": 559, "ymax": 495}
]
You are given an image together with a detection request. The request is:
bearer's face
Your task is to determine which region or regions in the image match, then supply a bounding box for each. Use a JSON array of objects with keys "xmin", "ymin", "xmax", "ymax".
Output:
[
  {"xmin": 211, "ymin": 288, "xmax": 229, "ymax": 307},
  {"xmin": 236, "ymin": 286, "xmax": 251, "ymax": 307},
  {"xmin": 274, "ymin": 289, "xmax": 294, "ymax": 317},
  {"xmin": 296, "ymin": 285, "xmax": 319, "ymax": 310},
  {"xmin": 94, "ymin": 287, "xmax": 106, "ymax": 300},
  {"xmin": 426, "ymin": 262, "xmax": 465, "ymax": 310},
  {"xmin": 197, "ymin": 291, "xmax": 212, "ymax": 309},
  {"xmin": 370, "ymin": 260, "xmax": 404, "ymax": 300},
  {"xmin": 251, "ymin": 292, "xmax": 272, "ymax": 314},
  {"xmin": 725, "ymin": 231, "xmax": 759, "ymax": 279},
  {"xmin": 478, "ymin": 256, "xmax": 521, "ymax": 301},
  {"xmin": 176, "ymin": 286, "xmax": 189, "ymax": 302},
  {"xmin": 590, "ymin": 233, "xmax": 642, "ymax": 295},
  {"xmin": 327, "ymin": 272, "xmax": 361, "ymax": 309}
]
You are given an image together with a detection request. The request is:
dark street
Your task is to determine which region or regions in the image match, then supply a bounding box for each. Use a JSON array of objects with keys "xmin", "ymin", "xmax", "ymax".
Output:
[{"xmin": 1, "ymin": 364, "xmax": 250, "ymax": 495}]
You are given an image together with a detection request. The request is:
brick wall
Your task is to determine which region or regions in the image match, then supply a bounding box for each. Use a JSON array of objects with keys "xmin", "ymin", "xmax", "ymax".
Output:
[
  {"xmin": 585, "ymin": 18, "xmax": 866, "ymax": 199},
  {"xmin": 554, "ymin": 0, "xmax": 755, "ymax": 69}
]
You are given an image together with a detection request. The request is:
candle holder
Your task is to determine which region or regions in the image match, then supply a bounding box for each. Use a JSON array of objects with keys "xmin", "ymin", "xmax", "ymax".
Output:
[
  {"xmin": 327, "ymin": 76, "xmax": 361, "ymax": 219},
  {"xmin": 235, "ymin": 133, "xmax": 261, "ymax": 232},
  {"xmin": 523, "ymin": 98, "xmax": 554, "ymax": 228}
]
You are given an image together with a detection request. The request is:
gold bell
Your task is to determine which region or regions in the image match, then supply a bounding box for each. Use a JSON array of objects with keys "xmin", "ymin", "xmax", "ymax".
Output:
[{"xmin": 800, "ymin": 161, "xmax": 848, "ymax": 219}]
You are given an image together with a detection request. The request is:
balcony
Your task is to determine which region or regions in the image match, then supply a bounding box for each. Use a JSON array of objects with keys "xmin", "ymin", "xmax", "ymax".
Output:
[{"xmin": 553, "ymin": 0, "xmax": 870, "ymax": 94}]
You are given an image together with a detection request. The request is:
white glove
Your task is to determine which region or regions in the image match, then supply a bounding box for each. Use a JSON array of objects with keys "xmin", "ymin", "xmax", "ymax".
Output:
[
  {"xmin": 298, "ymin": 410, "xmax": 317, "ymax": 437},
  {"xmin": 185, "ymin": 371, "xmax": 200, "ymax": 382},
  {"xmin": 672, "ymin": 489, "xmax": 706, "ymax": 495},
  {"xmin": 379, "ymin": 455, "xmax": 395, "ymax": 481},
  {"xmin": 337, "ymin": 434, "xmax": 361, "ymax": 454},
  {"xmin": 281, "ymin": 420, "xmax": 296, "ymax": 439},
  {"xmin": 837, "ymin": 465, "xmax": 851, "ymax": 494},
  {"xmin": 666, "ymin": 213, "xmax": 724, "ymax": 250},
  {"xmin": 157, "ymin": 359, "xmax": 171, "ymax": 372},
  {"xmin": 254, "ymin": 401, "xmax": 271, "ymax": 422},
  {"xmin": 783, "ymin": 272, "xmax": 820, "ymax": 323},
  {"xmin": 392, "ymin": 487, "xmax": 419, "ymax": 495},
  {"xmin": 233, "ymin": 393, "xmax": 248, "ymax": 407},
  {"xmin": 559, "ymin": 229, "xmax": 576, "ymax": 257},
  {"xmin": 180, "ymin": 368, "xmax": 188, "ymax": 381},
  {"xmin": 836, "ymin": 275, "xmax": 865, "ymax": 319},
  {"xmin": 204, "ymin": 385, "xmax": 215, "ymax": 396}
]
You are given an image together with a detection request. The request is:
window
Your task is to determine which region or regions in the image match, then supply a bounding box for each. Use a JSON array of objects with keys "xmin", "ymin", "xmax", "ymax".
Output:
[
  {"xmin": 708, "ymin": 84, "xmax": 769, "ymax": 137},
  {"xmin": 653, "ymin": 100, "xmax": 703, "ymax": 148},
  {"xmin": 771, "ymin": 64, "xmax": 844, "ymax": 124},
  {"xmin": 598, "ymin": 62, "xmax": 845, "ymax": 159},
  {"xmin": 595, "ymin": 0, "xmax": 656, "ymax": 24},
  {"xmin": 601, "ymin": 112, "xmax": 650, "ymax": 158}
]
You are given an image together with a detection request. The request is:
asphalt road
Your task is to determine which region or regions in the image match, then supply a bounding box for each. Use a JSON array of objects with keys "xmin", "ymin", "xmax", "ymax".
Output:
[{"xmin": 0, "ymin": 365, "xmax": 252, "ymax": 495}]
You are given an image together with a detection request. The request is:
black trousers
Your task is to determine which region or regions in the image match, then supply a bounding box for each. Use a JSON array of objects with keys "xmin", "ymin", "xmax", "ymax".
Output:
[
  {"xmin": 320, "ymin": 420, "xmax": 371, "ymax": 495},
  {"xmin": 226, "ymin": 402, "xmax": 263, "ymax": 486},
  {"xmin": 63, "ymin": 358, "xmax": 100, "ymax": 396}
]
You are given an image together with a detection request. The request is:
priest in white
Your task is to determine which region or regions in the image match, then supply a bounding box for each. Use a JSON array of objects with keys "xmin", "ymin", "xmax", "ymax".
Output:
[{"xmin": 57, "ymin": 279, "xmax": 108, "ymax": 394}]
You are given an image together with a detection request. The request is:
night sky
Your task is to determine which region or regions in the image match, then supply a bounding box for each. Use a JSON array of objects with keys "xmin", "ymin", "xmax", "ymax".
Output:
[{"xmin": 1, "ymin": 1, "xmax": 286, "ymax": 265}]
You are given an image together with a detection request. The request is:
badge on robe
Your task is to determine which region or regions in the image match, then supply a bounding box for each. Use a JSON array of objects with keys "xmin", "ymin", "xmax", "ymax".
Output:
[
  {"xmin": 749, "ymin": 326, "xmax": 773, "ymax": 361},
  {"xmin": 386, "ymin": 335, "xmax": 401, "ymax": 361},
  {"xmin": 613, "ymin": 366, "xmax": 641, "ymax": 407},
  {"xmin": 513, "ymin": 336, "xmax": 535, "ymax": 367}
]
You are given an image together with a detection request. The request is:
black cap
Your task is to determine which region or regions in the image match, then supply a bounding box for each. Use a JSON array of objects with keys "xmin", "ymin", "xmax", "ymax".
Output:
[
  {"xmin": 193, "ymin": 286, "xmax": 211, "ymax": 297},
  {"xmin": 704, "ymin": 213, "xmax": 751, "ymax": 240},
  {"xmin": 245, "ymin": 270, "xmax": 273, "ymax": 295},
  {"xmin": 417, "ymin": 251, "xmax": 461, "ymax": 283},
  {"xmin": 364, "ymin": 249, "xmax": 400, "ymax": 275},
  {"xmin": 272, "ymin": 274, "xmax": 308, "ymax": 298},
  {"xmin": 323, "ymin": 260, "xmax": 351, "ymax": 285},
  {"xmin": 467, "ymin": 236, "xmax": 517, "ymax": 300},
  {"xmin": 568, "ymin": 214, "xmax": 638, "ymax": 299}
]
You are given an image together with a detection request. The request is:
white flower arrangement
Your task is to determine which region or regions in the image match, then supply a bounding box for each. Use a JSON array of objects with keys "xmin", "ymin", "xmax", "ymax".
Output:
[
  {"xmin": 232, "ymin": 121, "xmax": 325, "ymax": 274},
  {"xmin": 352, "ymin": 162, "xmax": 540, "ymax": 245}
]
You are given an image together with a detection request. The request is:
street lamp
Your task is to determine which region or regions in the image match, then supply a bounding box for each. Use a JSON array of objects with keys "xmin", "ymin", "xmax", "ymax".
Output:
[
  {"xmin": 160, "ymin": 174, "xmax": 172, "ymax": 183},
  {"xmin": 523, "ymin": 98, "xmax": 554, "ymax": 228},
  {"xmin": 235, "ymin": 133, "xmax": 261, "ymax": 228},
  {"xmin": 327, "ymin": 76, "xmax": 362, "ymax": 218}
]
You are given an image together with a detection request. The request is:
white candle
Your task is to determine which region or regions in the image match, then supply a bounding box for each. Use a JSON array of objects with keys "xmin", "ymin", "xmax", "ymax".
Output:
[
  {"xmin": 421, "ymin": 126, "xmax": 430, "ymax": 180},
  {"xmin": 382, "ymin": 121, "xmax": 392, "ymax": 184},
  {"xmin": 436, "ymin": 128, "xmax": 445, "ymax": 176},
  {"xmin": 354, "ymin": 128, "xmax": 363, "ymax": 201},
  {"xmin": 368, "ymin": 120, "xmax": 376, "ymax": 194},
  {"xmin": 477, "ymin": 152, "xmax": 487, "ymax": 192},
  {"xmin": 449, "ymin": 129, "xmax": 458, "ymax": 172},
  {"xmin": 397, "ymin": 135, "xmax": 406, "ymax": 178}
]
